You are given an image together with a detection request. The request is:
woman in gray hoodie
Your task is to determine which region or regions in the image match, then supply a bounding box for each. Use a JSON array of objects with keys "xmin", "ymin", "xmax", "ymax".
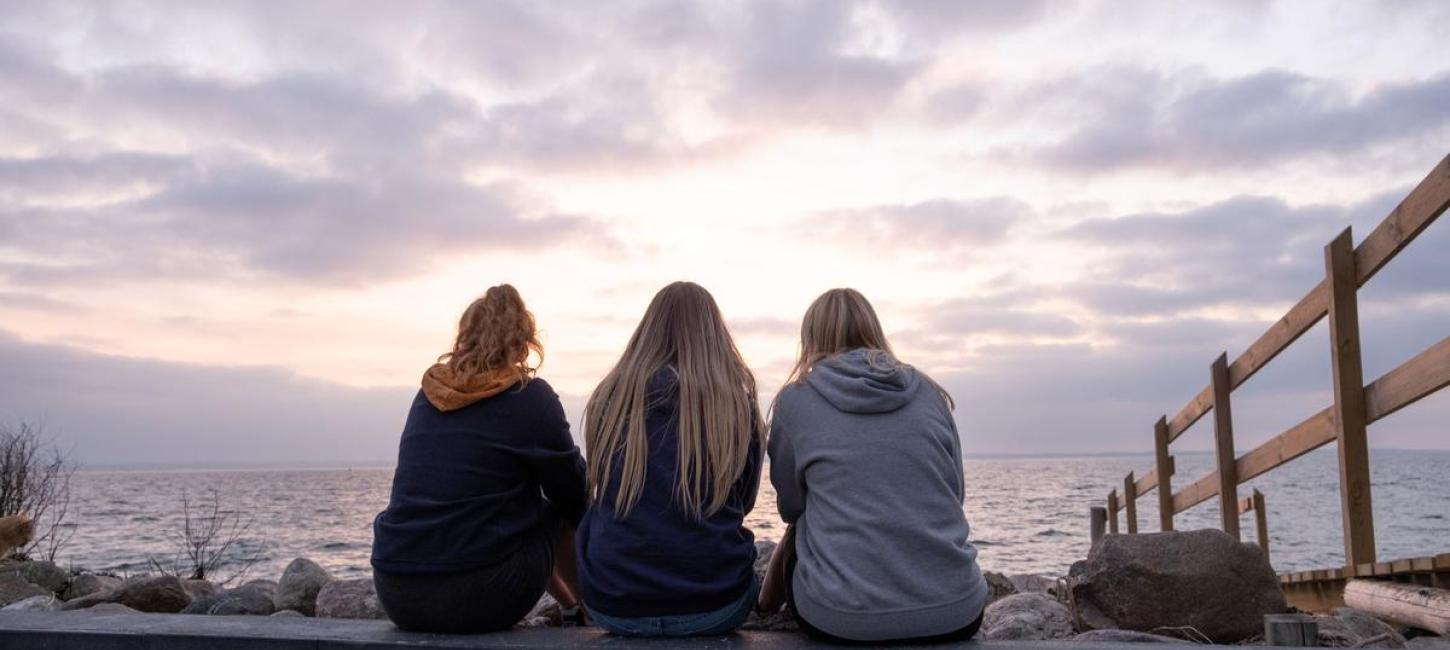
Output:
[{"xmin": 756, "ymin": 288, "xmax": 987, "ymax": 644}]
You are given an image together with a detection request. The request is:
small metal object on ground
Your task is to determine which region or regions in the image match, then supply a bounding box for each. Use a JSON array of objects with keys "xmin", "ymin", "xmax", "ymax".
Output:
[{"xmin": 1264, "ymin": 613, "xmax": 1318, "ymax": 647}]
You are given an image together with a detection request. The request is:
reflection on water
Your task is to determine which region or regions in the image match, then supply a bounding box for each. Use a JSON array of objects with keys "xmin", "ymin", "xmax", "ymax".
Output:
[{"xmin": 62, "ymin": 449, "xmax": 1450, "ymax": 580}]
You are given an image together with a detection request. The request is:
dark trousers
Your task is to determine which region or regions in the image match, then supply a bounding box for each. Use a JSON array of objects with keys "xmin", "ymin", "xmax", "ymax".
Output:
[
  {"xmin": 374, "ymin": 518, "xmax": 556, "ymax": 634},
  {"xmin": 783, "ymin": 530, "xmax": 983, "ymax": 645}
]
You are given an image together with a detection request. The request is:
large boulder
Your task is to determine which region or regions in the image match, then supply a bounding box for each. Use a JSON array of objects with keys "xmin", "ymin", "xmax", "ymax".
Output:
[
  {"xmin": 64, "ymin": 575, "xmax": 191, "ymax": 613},
  {"xmin": 1069, "ymin": 530, "xmax": 1287, "ymax": 643},
  {"xmin": 9, "ymin": 561, "xmax": 70, "ymax": 594},
  {"xmin": 63, "ymin": 574, "xmax": 122, "ymax": 601},
  {"xmin": 315, "ymin": 579, "xmax": 385, "ymax": 620},
  {"xmin": 274, "ymin": 559, "xmax": 333, "ymax": 616},
  {"xmin": 982, "ymin": 593, "xmax": 1076, "ymax": 641},
  {"xmin": 0, "ymin": 572, "xmax": 52, "ymax": 606},
  {"xmin": 1318, "ymin": 608, "xmax": 1407, "ymax": 648},
  {"xmin": 206, "ymin": 582, "xmax": 277, "ymax": 616},
  {"xmin": 1010, "ymin": 574, "xmax": 1059, "ymax": 596},
  {"xmin": 1073, "ymin": 629, "xmax": 1184, "ymax": 643},
  {"xmin": 181, "ymin": 579, "xmax": 219, "ymax": 603},
  {"xmin": 984, "ymin": 571, "xmax": 1018, "ymax": 605},
  {"xmin": 1, "ymin": 595, "xmax": 61, "ymax": 612}
]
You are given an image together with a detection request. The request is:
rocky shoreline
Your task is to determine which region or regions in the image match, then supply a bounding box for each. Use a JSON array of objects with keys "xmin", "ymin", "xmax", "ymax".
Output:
[{"xmin": 2, "ymin": 532, "xmax": 1447, "ymax": 647}]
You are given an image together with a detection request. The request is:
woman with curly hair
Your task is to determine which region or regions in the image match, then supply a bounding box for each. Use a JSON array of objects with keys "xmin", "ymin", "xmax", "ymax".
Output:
[{"xmin": 372, "ymin": 284, "xmax": 587, "ymax": 633}]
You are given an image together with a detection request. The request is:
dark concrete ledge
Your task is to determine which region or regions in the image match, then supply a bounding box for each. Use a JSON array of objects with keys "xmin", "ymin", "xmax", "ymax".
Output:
[{"xmin": 0, "ymin": 612, "xmax": 1207, "ymax": 650}]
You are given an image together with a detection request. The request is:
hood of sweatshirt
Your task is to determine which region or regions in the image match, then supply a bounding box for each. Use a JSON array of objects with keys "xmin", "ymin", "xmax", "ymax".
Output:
[
  {"xmin": 806, "ymin": 348, "xmax": 920, "ymax": 414},
  {"xmin": 421, "ymin": 363, "xmax": 520, "ymax": 412}
]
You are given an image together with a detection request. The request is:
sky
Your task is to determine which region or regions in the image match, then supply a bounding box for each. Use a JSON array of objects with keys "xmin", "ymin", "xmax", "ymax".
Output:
[{"xmin": 0, "ymin": 1, "xmax": 1447, "ymax": 467}]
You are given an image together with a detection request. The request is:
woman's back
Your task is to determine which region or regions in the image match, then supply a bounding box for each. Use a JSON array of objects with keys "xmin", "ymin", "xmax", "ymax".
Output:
[{"xmin": 770, "ymin": 348, "xmax": 986, "ymax": 641}]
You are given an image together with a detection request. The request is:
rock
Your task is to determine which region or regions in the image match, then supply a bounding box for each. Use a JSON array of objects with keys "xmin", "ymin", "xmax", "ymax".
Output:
[
  {"xmin": 63, "ymin": 574, "xmax": 122, "ymax": 601},
  {"xmin": 208, "ymin": 582, "xmax": 276, "ymax": 616},
  {"xmin": 1073, "ymin": 629, "xmax": 1184, "ymax": 643},
  {"xmin": 181, "ymin": 579, "xmax": 219, "ymax": 603},
  {"xmin": 8, "ymin": 561, "xmax": 70, "ymax": 594},
  {"xmin": 1069, "ymin": 530, "xmax": 1287, "ymax": 643},
  {"xmin": 180, "ymin": 593, "xmax": 219, "ymax": 614},
  {"xmin": 982, "ymin": 593, "xmax": 1076, "ymax": 641},
  {"xmin": 753, "ymin": 541, "xmax": 777, "ymax": 583},
  {"xmin": 272, "ymin": 609, "xmax": 305, "ymax": 617},
  {"xmin": 239, "ymin": 579, "xmax": 278, "ymax": 600},
  {"xmin": 65, "ymin": 575, "xmax": 190, "ymax": 613},
  {"xmin": 740, "ymin": 540, "xmax": 798, "ymax": 632},
  {"xmin": 985, "ymin": 571, "xmax": 1019, "ymax": 605},
  {"xmin": 315, "ymin": 578, "xmax": 384, "ymax": 620},
  {"xmin": 0, "ymin": 572, "xmax": 52, "ymax": 606},
  {"xmin": 76, "ymin": 602, "xmax": 141, "ymax": 615},
  {"xmin": 1, "ymin": 595, "xmax": 61, "ymax": 611},
  {"xmin": 1009, "ymin": 574, "xmax": 1059, "ymax": 595},
  {"xmin": 1406, "ymin": 637, "xmax": 1450, "ymax": 649},
  {"xmin": 1317, "ymin": 608, "xmax": 1407, "ymax": 648},
  {"xmin": 274, "ymin": 558, "xmax": 333, "ymax": 617}
]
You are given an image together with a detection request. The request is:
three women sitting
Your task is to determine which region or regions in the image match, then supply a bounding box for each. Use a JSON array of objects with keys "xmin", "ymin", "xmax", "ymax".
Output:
[{"xmin": 371, "ymin": 282, "xmax": 987, "ymax": 642}]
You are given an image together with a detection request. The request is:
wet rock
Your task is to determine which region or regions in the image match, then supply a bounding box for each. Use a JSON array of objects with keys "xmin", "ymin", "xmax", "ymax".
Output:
[
  {"xmin": 208, "ymin": 582, "xmax": 276, "ymax": 616},
  {"xmin": 274, "ymin": 558, "xmax": 333, "ymax": 617},
  {"xmin": 1, "ymin": 595, "xmax": 60, "ymax": 611},
  {"xmin": 1073, "ymin": 629, "xmax": 1183, "ymax": 643},
  {"xmin": 63, "ymin": 574, "xmax": 122, "ymax": 601},
  {"xmin": 272, "ymin": 609, "xmax": 304, "ymax": 617},
  {"xmin": 9, "ymin": 561, "xmax": 69, "ymax": 594},
  {"xmin": 1318, "ymin": 608, "xmax": 1406, "ymax": 648},
  {"xmin": 315, "ymin": 578, "xmax": 384, "ymax": 620},
  {"xmin": 1070, "ymin": 530, "xmax": 1287, "ymax": 643},
  {"xmin": 0, "ymin": 572, "xmax": 52, "ymax": 606},
  {"xmin": 64, "ymin": 575, "xmax": 190, "ymax": 613},
  {"xmin": 982, "ymin": 593, "xmax": 1075, "ymax": 641},
  {"xmin": 985, "ymin": 571, "xmax": 1019, "ymax": 605}
]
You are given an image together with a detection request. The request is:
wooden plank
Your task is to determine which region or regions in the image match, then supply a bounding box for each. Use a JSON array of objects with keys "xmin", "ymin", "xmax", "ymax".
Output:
[
  {"xmin": 1326, "ymin": 229, "xmax": 1376, "ymax": 567},
  {"xmin": 1253, "ymin": 489, "xmax": 1270, "ymax": 563},
  {"xmin": 1107, "ymin": 490, "xmax": 1119, "ymax": 534},
  {"xmin": 1365, "ymin": 337, "xmax": 1450, "ymax": 423},
  {"xmin": 1211, "ymin": 353, "xmax": 1240, "ymax": 539},
  {"xmin": 1165, "ymin": 386, "xmax": 1213, "ymax": 442},
  {"xmin": 1238, "ymin": 496, "xmax": 1254, "ymax": 514},
  {"xmin": 1090, "ymin": 506, "xmax": 1107, "ymax": 546},
  {"xmin": 1352, "ymin": 153, "xmax": 1450, "ymax": 284},
  {"xmin": 1154, "ymin": 416, "xmax": 1175, "ymax": 532},
  {"xmin": 1124, "ymin": 472, "xmax": 1138, "ymax": 534},
  {"xmin": 1343, "ymin": 579, "xmax": 1450, "ymax": 635},
  {"xmin": 1173, "ymin": 472, "xmax": 1218, "ymax": 514},
  {"xmin": 1235, "ymin": 407, "xmax": 1336, "ymax": 483},
  {"xmin": 1135, "ymin": 469, "xmax": 1156, "ymax": 496}
]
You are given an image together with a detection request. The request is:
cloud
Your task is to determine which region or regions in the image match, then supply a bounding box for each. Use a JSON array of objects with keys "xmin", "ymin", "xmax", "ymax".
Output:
[
  {"xmin": 810, "ymin": 197, "xmax": 1029, "ymax": 251},
  {"xmin": 1026, "ymin": 67, "xmax": 1450, "ymax": 172}
]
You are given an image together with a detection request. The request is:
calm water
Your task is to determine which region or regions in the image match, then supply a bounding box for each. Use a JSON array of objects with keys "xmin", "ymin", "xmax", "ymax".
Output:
[{"xmin": 60, "ymin": 449, "xmax": 1450, "ymax": 581}]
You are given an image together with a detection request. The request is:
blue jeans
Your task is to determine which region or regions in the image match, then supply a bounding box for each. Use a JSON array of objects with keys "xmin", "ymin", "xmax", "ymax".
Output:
[{"xmin": 587, "ymin": 579, "xmax": 759, "ymax": 637}]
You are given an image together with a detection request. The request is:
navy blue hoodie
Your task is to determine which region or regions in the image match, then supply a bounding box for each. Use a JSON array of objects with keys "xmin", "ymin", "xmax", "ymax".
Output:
[
  {"xmin": 372, "ymin": 377, "xmax": 587, "ymax": 575},
  {"xmin": 577, "ymin": 368, "xmax": 762, "ymax": 617}
]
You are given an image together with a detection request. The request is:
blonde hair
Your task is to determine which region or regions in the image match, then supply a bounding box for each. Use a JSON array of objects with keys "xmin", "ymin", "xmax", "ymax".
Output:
[
  {"xmin": 784, "ymin": 288, "xmax": 954, "ymax": 409},
  {"xmin": 584, "ymin": 282, "xmax": 763, "ymax": 518},
  {"xmin": 439, "ymin": 284, "xmax": 543, "ymax": 385}
]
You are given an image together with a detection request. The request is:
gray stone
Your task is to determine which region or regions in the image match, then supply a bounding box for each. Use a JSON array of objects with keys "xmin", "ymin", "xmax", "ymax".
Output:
[
  {"xmin": 1317, "ymin": 608, "xmax": 1407, "ymax": 648},
  {"xmin": 208, "ymin": 582, "xmax": 277, "ymax": 616},
  {"xmin": 64, "ymin": 575, "xmax": 191, "ymax": 613},
  {"xmin": 274, "ymin": 558, "xmax": 333, "ymax": 617},
  {"xmin": 239, "ymin": 579, "xmax": 278, "ymax": 600},
  {"xmin": 77, "ymin": 602, "xmax": 141, "ymax": 615},
  {"xmin": 982, "ymin": 592, "xmax": 1076, "ymax": 641},
  {"xmin": 1406, "ymin": 637, "xmax": 1450, "ymax": 649},
  {"xmin": 63, "ymin": 574, "xmax": 121, "ymax": 601},
  {"xmin": 181, "ymin": 579, "xmax": 219, "ymax": 603},
  {"xmin": 1073, "ymin": 629, "xmax": 1184, "ymax": 643},
  {"xmin": 1, "ymin": 595, "xmax": 61, "ymax": 611},
  {"xmin": 315, "ymin": 578, "xmax": 384, "ymax": 620},
  {"xmin": 1069, "ymin": 530, "xmax": 1288, "ymax": 643},
  {"xmin": 0, "ymin": 572, "xmax": 52, "ymax": 606},
  {"xmin": 1009, "ymin": 574, "xmax": 1059, "ymax": 595},
  {"xmin": 271, "ymin": 609, "xmax": 305, "ymax": 617},
  {"xmin": 984, "ymin": 571, "xmax": 1018, "ymax": 605},
  {"xmin": 9, "ymin": 561, "xmax": 70, "ymax": 594}
]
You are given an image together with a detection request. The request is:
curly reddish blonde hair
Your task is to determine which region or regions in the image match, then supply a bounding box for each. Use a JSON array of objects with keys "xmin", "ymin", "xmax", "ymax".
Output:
[{"xmin": 439, "ymin": 284, "xmax": 543, "ymax": 384}]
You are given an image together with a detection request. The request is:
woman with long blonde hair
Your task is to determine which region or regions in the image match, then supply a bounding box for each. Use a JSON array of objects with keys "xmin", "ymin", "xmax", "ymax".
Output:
[
  {"xmin": 372, "ymin": 284, "xmax": 587, "ymax": 633},
  {"xmin": 576, "ymin": 281, "xmax": 764, "ymax": 637},
  {"xmin": 756, "ymin": 288, "xmax": 987, "ymax": 644}
]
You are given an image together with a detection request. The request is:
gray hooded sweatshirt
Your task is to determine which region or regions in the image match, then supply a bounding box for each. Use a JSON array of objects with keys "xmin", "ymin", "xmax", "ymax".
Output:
[{"xmin": 768, "ymin": 348, "xmax": 986, "ymax": 641}]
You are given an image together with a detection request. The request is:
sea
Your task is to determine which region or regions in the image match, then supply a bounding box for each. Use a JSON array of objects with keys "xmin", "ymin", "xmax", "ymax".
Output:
[{"xmin": 58, "ymin": 448, "xmax": 1450, "ymax": 582}]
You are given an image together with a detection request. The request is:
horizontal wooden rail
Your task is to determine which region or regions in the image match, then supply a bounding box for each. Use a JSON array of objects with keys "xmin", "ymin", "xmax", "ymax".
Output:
[
  {"xmin": 1164, "ymin": 153, "xmax": 1450, "ymax": 443},
  {"xmin": 1165, "ymin": 339, "xmax": 1450, "ymax": 515}
]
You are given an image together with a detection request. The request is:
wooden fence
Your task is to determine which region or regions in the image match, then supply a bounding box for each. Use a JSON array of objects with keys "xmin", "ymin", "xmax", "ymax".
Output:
[{"xmin": 1104, "ymin": 154, "xmax": 1450, "ymax": 582}]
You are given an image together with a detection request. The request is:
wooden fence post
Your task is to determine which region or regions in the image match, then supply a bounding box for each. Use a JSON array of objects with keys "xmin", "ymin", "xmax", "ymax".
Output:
[
  {"xmin": 1090, "ymin": 507, "xmax": 1107, "ymax": 546},
  {"xmin": 1325, "ymin": 228, "xmax": 1376, "ymax": 570},
  {"xmin": 1253, "ymin": 489, "xmax": 1270, "ymax": 562},
  {"xmin": 1124, "ymin": 472, "xmax": 1139, "ymax": 534},
  {"xmin": 1107, "ymin": 490, "xmax": 1119, "ymax": 534},
  {"xmin": 1154, "ymin": 416, "xmax": 1174, "ymax": 531},
  {"xmin": 1211, "ymin": 352, "xmax": 1241, "ymax": 539}
]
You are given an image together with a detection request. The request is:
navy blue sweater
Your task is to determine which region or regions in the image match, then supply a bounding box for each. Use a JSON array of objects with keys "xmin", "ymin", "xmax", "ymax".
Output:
[
  {"xmin": 577, "ymin": 369, "xmax": 762, "ymax": 618},
  {"xmin": 372, "ymin": 377, "xmax": 587, "ymax": 575}
]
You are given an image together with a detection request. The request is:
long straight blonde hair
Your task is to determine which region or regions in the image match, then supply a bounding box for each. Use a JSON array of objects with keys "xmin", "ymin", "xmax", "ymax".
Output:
[
  {"xmin": 783, "ymin": 288, "xmax": 955, "ymax": 409},
  {"xmin": 584, "ymin": 282, "xmax": 763, "ymax": 518}
]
